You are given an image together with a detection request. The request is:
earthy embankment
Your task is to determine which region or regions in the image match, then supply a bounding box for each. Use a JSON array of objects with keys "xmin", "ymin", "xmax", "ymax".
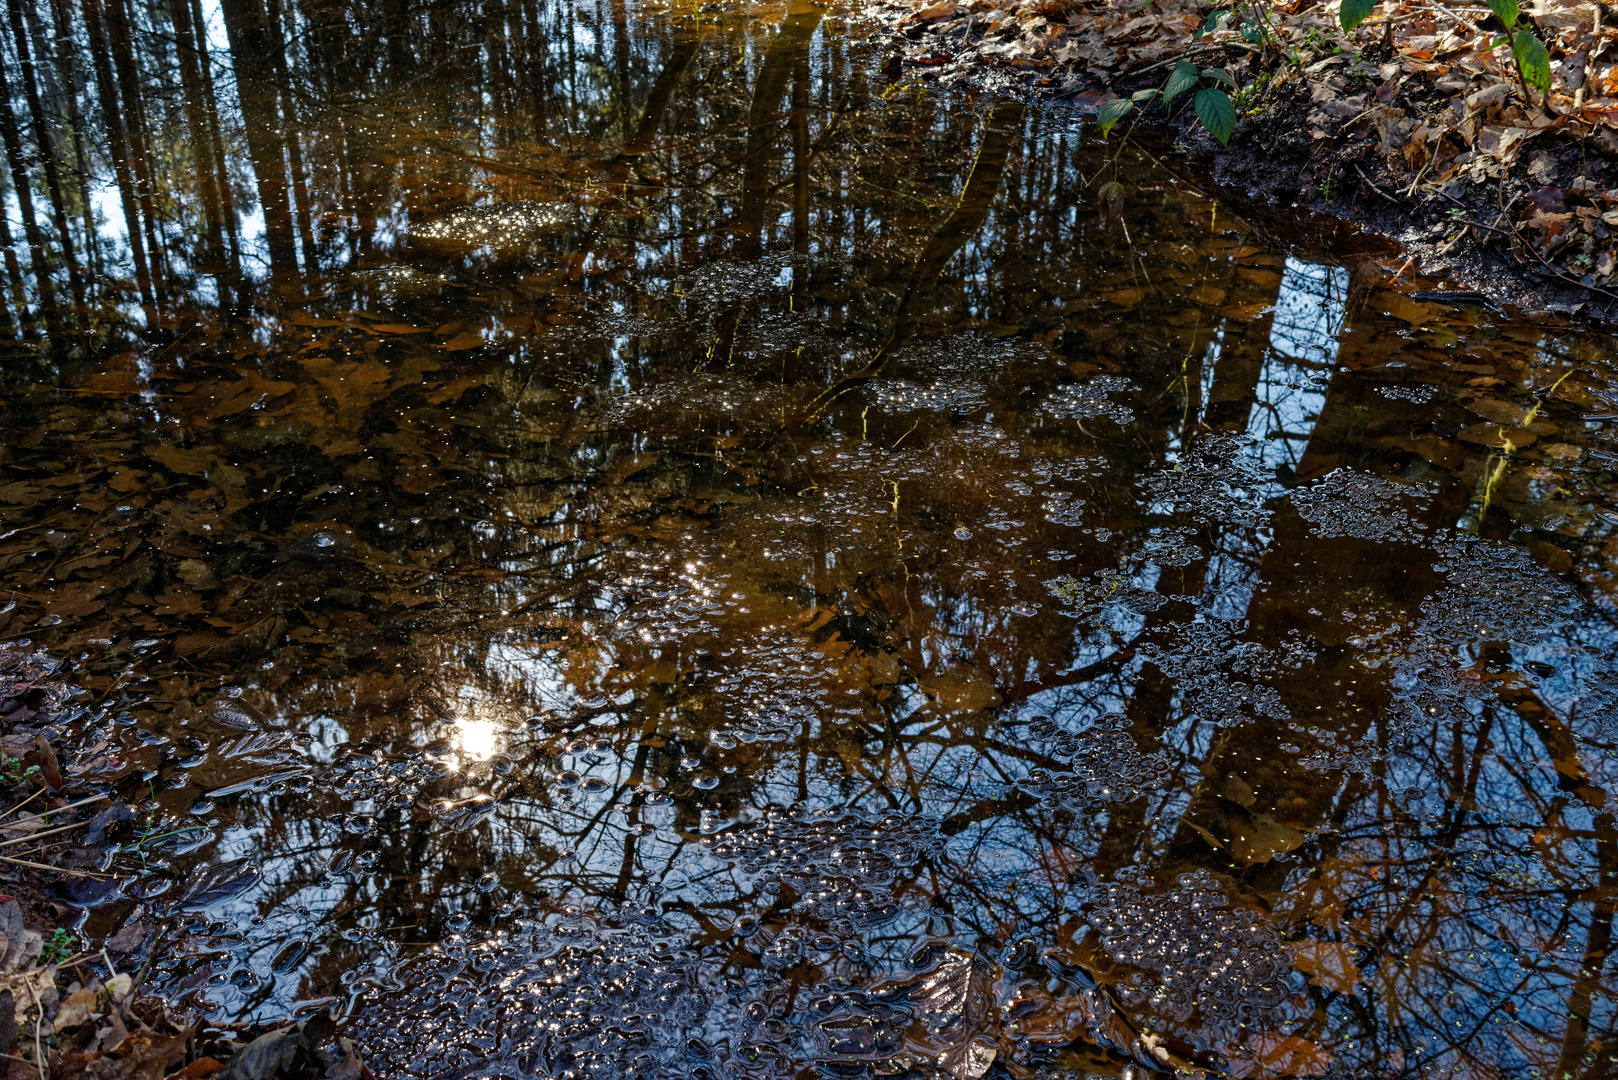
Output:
[
  {"xmin": 0, "ymin": 644, "xmax": 367, "ymax": 1080},
  {"xmin": 870, "ymin": 0, "xmax": 1618, "ymax": 322}
]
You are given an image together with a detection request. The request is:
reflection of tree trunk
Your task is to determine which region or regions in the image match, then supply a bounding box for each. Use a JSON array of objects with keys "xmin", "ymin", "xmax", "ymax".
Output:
[
  {"xmin": 1555, "ymin": 816, "xmax": 1616, "ymax": 1080},
  {"xmin": 1165, "ymin": 360, "xmax": 1464, "ymax": 887},
  {"xmin": 80, "ymin": 0, "xmax": 154, "ymax": 311},
  {"xmin": 171, "ymin": 0, "xmax": 229, "ymax": 276},
  {"xmin": 189, "ymin": 0, "xmax": 243, "ymax": 279},
  {"xmin": 810, "ymin": 98, "xmax": 1024, "ymax": 411},
  {"xmin": 609, "ymin": 0, "xmax": 632, "ymax": 140},
  {"xmin": 265, "ymin": 0, "xmax": 318, "ymax": 274},
  {"xmin": 790, "ymin": 40, "xmax": 809, "ymax": 312},
  {"xmin": 105, "ymin": 0, "xmax": 167, "ymax": 292},
  {"xmin": 735, "ymin": 0, "xmax": 823, "ymax": 260},
  {"xmin": 0, "ymin": 57, "xmax": 59, "ymax": 333},
  {"xmin": 0, "ymin": 201, "xmax": 27, "ymax": 331},
  {"xmin": 1203, "ymin": 256, "xmax": 1284, "ymax": 432},
  {"xmin": 521, "ymin": 0, "xmax": 545, "ymax": 138},
  {"xmin": 7, "ymin": 0, "xmax": 83, "ymax": 309},
  {"xmin": 615, "ymin": 30, "xmax": 698, "ymax": 160},
  {"xmin": 1096, "ymin": 263, "xmax": 1283, "ymax": 873},
  {"xmin": 46, "ymin": 0, "xmax": 100, "ymax": 278},
  {"xmin": 218, "ymin": 0, "xmax": 299, "ymax": 275}
]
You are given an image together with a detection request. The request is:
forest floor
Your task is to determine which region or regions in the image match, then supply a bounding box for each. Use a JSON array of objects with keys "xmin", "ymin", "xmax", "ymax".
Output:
[
  {"xmin": 0, "ymin": 645, "xmax": 369, "ymax": 1080},
  {"xmin": 869, "ymin": 0, "xmax": 1618, "ymax": 322}
]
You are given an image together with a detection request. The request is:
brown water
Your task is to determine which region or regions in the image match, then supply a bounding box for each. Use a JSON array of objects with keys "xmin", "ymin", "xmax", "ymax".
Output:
[{"xmin": 2, "ymin": 0, "xmax": 1618, "ymax": 1076}]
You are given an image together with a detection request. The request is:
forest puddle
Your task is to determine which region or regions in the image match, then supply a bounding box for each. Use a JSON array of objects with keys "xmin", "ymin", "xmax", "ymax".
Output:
[{"xmin": 1, "ymin": 0, "xmax": 1618, "ymax": 1076}]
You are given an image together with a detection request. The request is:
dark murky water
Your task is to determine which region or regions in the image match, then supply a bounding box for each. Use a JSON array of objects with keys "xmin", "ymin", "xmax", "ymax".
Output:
[{"xmin": 2, "ymin": 0, "xmax": 1618, "ymax": 1076}]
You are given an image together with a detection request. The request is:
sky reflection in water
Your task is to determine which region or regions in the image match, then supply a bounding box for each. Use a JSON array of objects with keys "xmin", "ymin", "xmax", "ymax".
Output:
[{"xmin": 0, "ymin": 0, "xmax": 1617, "ymax": 1077}]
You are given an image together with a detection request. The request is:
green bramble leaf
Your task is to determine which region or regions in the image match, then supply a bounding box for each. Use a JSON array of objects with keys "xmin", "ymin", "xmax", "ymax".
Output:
[
  {"xmin": 1485, "ymin": 0, "xmax": 1518, "ymax": 28},
  {"xmin": 1098, "ymin": 97, "xmax": 1135, "ymax": 138},
  {"xmin": 1194, "ymin": 10, "xmax": 1230, "ymax": 39},
  {"xmin": 1163, "ymin": 62, "xmax": 1201, "ymax": 106},
  {"xmin": 1513, "ymin": 30, "xmax": 1550, "ymax": 91},
  {"xmin": 1195, "ymin": 86, "xmax": 1237, "ymax": 146},
  {"xmin": 1339, "ymin": 0, "xmax": 1376, "ymax": 30},
  {"xmin": 1201, "ymin": 67, "xmax": 1237, "ymax": 89}
]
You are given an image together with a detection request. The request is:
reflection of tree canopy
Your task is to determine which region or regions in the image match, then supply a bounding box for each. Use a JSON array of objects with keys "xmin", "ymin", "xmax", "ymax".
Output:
[{"xmin": 0, "ymin": 0, "xmax": 1617, "ymax": 1077}]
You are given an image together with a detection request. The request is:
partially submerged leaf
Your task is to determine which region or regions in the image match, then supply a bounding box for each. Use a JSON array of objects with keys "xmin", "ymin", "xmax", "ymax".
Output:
[
  {"xmin": 177, "ymin": 858, "xmax": 263, "ymax": 910},
  {"xmin": 1098, "ymin": 97, "xmax": 1133, "ymax": 138}
]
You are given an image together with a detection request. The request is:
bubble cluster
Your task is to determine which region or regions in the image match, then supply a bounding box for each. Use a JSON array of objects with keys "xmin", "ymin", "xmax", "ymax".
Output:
[
  {"xmin": 411, "ymin": 201, "xmax": 577, "ymax": 251},
  {"xmin": 600, "ymin": 374, "xmax": 796, "ymax": 433},
  {"xmin": 348, "ymin": 908, "xmax": 707, "ymax": 1079},
  {"xmin": 1088, "ymin": 869, "xmax": 1300, "ymax": 1042},
  {"xmin": 1137, "ymin": 621, "xmax": 1292, "ymax": 725},
  {"xmin": 869, "ymin": 374, "xmax": 987, "ymax": 413},
  {"xmin": 706, "ymin": 805, "xmax": 943, "ymax": 928},
  {"xmin": 1022, "ymin": 713, "xmax": 1171, "ymax": 807},
  {"xmin": 1046, "ymin": 568, "xmax": 1167, "ymax": 619},
  {"xmin": 1290, "ymin": 469, "xmax": 1427, "ymax": 543},
  {"xmin": 1043, "ymin": 376, "xmax": 1136, "ymax": 425},
  {"xmin": 1141, "ymin": 433, "xmax": 1271, "ymax": 528}
]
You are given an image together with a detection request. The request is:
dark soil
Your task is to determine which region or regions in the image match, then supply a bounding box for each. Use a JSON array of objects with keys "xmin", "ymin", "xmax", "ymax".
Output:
[{"xmin": 883, "ymin": 29, "xmax": 1618, "ymax": 328}]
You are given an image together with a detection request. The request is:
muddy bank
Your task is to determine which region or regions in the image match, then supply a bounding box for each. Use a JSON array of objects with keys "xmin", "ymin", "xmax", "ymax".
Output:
[
  {"xmin": 870, "ymin": 0, "xmax": 1618, "ymax": 326},
  {"xmin": 0, "ymin": 644, "xmax": 367, "ymax": 1080}
]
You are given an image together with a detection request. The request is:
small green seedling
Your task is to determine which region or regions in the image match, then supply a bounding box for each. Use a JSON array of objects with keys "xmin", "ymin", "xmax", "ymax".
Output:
[{"xmin": 1099, "ymin": 62, "xmax": 1239, "ymax": 146}]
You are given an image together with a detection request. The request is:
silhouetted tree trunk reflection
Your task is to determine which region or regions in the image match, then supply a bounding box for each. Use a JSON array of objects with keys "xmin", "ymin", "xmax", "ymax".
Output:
[
  {"xmin": 219, "ymin": 0, "xmax": 298, "ymax": 275},
  {"xmin": 0, "ymin": 51, "xmax": 59, "ymax": 333},
  {"xmin": 80, "ymin": 0, "xmax": 155, "ymax": 312},
  {"xmin": 7, "ymin": 0, "xmax": 82, "ymax": 309}
]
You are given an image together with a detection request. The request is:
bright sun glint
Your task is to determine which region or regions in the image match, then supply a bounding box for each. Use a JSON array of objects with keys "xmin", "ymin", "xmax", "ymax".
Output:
[{"xmin": 453, "ymin": 715, "xmax": 501, "ymax": 761}]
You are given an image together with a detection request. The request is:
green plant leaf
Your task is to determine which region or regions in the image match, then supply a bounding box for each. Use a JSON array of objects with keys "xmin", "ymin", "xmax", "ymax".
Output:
[
  {"xmin": 1132, "ymin": 87, "xmax": 1161, "ymax": 102},
  {"xmin": 1513, "ymin": 29, "xmax": 1550, "ymax": 90},
  {"xmin": 1194, "ymin": 9, "xmax": 1230, "ymax": 39},
  {"xmin": 1201, "ymin": 66, "xmax": 1237, "ymax": 89},
  {"xmin": 1195, "ymin": 86, "xmax": 1237, "ymax": 146},
  {"xmin": 1098, "ymin": 97, "xmax": 1134, "ymax": 138},
  {"xmin": 1339, "ymin": 0, "xmax": 1375, "ymax": 30},
  {"xmin": 1485, "ymin": 0, "xmax": 1518, "ymax": 27},
  {"xmin": 1163, "ymin": 62, "xmax": 1201, "ymax": 105}
]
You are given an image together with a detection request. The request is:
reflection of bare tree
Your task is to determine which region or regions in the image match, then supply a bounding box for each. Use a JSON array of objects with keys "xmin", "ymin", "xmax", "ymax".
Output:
[{"xmin": 0, "ymin": 1, "xmax": 1617, "ymax": 1078}]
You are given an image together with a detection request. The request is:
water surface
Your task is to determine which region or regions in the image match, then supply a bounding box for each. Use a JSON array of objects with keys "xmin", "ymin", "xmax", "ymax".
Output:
[{"xmin": 2, "ymin": 1, "xmax": 1618, "ymax": 1077}]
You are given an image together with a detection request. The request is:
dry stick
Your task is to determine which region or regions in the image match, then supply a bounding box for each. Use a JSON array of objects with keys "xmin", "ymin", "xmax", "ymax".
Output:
[
  {"xmin": 0, "ymin": 790, "xmax": 45, "ymax": 822},
  {"xmin": 0, "ymin": 817, "xmax": 91, "ymax": 848},
  {"xmin": 1355, "ymin": 164, "xmax": 1405, "ymax": 205},
  {"xmin": 1128, "ymin": 40, "xmax": 1260, "ymax": 78},
  {"xmin": 3, "ymin": 793, "xmax": 108, "ymax": 830},
  {"xmin": 0, "ymin": 853, "xmax": 108, "ymax": 878},
  {"xmin": 23, "ymin": 976, "xmax": 43, "ymax": 1079}
]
